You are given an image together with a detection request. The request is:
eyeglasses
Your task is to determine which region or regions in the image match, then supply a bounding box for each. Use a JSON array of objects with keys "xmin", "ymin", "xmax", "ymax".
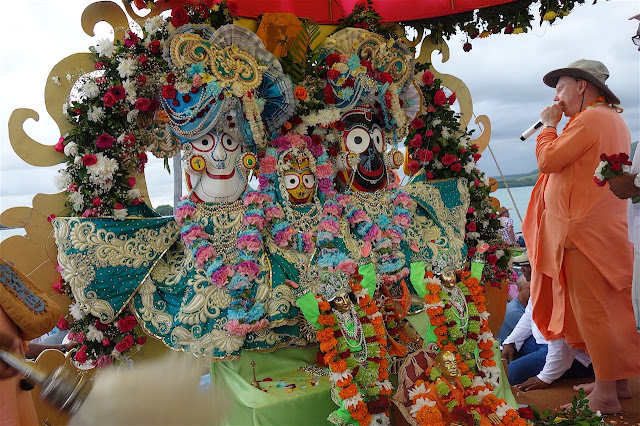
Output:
[{"xmin": 633, "ymin": 35, "xmax": 640, "ymax": 46}]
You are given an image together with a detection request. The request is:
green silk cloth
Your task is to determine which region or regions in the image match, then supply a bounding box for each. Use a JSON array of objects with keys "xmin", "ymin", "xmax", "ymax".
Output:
[{"xmin": 211, "ymin": 347, "xmax": 336, "ymax": 425}]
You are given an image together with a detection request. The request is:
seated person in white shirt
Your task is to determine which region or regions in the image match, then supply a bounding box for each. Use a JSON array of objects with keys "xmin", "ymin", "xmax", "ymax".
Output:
[{"xmin": 501, "ymin": 299, "xmax": 594, "ymax": 391}]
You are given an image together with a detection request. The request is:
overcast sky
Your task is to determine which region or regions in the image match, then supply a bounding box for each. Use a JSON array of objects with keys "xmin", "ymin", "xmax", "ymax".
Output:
[{"xmin": 1, "ymin": 0, "xmax": 638, "ymax": 215}]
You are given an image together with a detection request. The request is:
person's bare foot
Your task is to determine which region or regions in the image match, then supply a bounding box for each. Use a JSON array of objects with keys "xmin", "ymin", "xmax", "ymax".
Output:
[
  {"xmin": 561, "ymin": 390, "xmax": 622, "ymax": 415},
  {"xmin": 573, "ymin": 380, "xmax": 631, "ymax": 399}
]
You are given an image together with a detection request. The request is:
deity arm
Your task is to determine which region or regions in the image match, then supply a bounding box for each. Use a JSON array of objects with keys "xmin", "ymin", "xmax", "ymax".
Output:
[
  {"xmin": 293, "ymin": 290, "xmax": 321, "ymax": 330},
  {"xmin": 358, "ymin": 263, "xmax": 376, "ymax": 298},
  {"xmin": 409, "ymin": 260, "xmax": 427, "ymax": 298}
]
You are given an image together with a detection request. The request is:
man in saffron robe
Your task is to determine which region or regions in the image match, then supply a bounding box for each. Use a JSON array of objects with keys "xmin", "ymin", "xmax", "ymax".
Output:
[{"xmin": 522, "ymin": 59, "xmax": 640, "ymax": 414}]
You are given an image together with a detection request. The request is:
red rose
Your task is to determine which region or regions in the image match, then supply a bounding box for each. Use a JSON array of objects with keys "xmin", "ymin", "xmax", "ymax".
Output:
[
  {"xmin": 102, "ymin": 91, "xmax": 117, "ymax": 107},
  {"xmin": 138, "ymin": 54, "xmax": 148, "ymax": 66},
  {"xmin": 421, "ymin": 70, "xmax": 434, "ymax": 86},
  {"xmin": 127, "ymin": 177, "xmax": 136, "ymax": 188},
  {"xmin": 135, "ymin": 97, "xmax": 153, "ymax": 111},
  {"xmin": 410, "ymin": 118, "xmax": 424, "ymax": 129},
  {"xmin": 162, "ymin": 84, "xmax": 177, "ymax": 100},
  {"xmin": 96, "ymin": 133, "xmax": 116, "ymax": 150},
  {"xmin": 171, "ymin": 6, "xmax": 189, "ymax": 27},
  {"xmin": 432, "ymin": 145, "xmax": 441, "ymax": 153},
  {"xmin": 473, "ymin": 153, "xmax": 481, "ymax": 162},
  {"xmin": 518, "ymin": 407, "xmax": 534, "ymax": 420},
  {"xmin": 433, "ymin": 89, "xmax": 447, "ymax": 106},
  {"xmin": 82, "ymin": 154, "xmax": 98, "ymax": 166},
  {"xmin": 54, "ymin": 137, "xmax": 65, "ymax": 153},
  {"xmin": 594, "ymin": 176, "xmax": 607, "ymax": 187},
  {"xmin": 451, "ymin": 162, "xmax": 462, "ymax": 172},
  {"xmin": 611, "ymin": 162, "xmax": 622, "ymax": 172},
  {"xmin": 441, "ymin": 154, "xmax": 458, "ymax": 166},
  {"xmin": 487, "ymin": 254, "xmax": 498, "ymax": 265},
  {"xmin": 327, "ymin": 69, "xmax": 340, "ymax": 80},
  {"xmin": 57, "ymin": 316, "xmax": 69, "ymax": 330},
  {"xmin": 114, "ymin": 202, "xmax": 124, "ymax": 210},
  {"xmin": 94, "ymin": 319, "xmax": 109, "ymax": 331},
  {"xmin": 409, "ymin": 135, "xmax": 423, "ymax": 148},
  {"xmin": 148, "ymin": 39, "xmax": 161, "ymax": 54},
  {"xmin": 227, "ymin": 0, "xmax": 239, "ymax": 14},
  {"xmin": 92, "ymin": 197, "xmax": 102, "ymax": 207},
  {"xmin": 466, "ymin": 222, "xmax": 477, "ymax": 232},
  {"xmin": 95, "ymin": 61, "xmax": 105, "ymax": 70},
  {"xmin": 417, "ymin": 149, "xmax": 433, "ymax": 163},
  {"xmin": 354, "ymin": 22, "xmax": 369, "ymax": 29},
  {"xmin": 110, "ymin": 85, "xmax": 126, "ymax": 100},
  {"xmin": 323, "ymin": 85, "xmax": 336, "ymax": 104},
  {"xmin": 463, "ymin": 42, "xmax": 472, "ymax": 52},
  {"xmin": 117, "ymin": 315, "xmax": 137, "ymax": 332},
  {"xmin": 115, "ymin": 335, "xmax": 134, "ymax": 352},
  {"xmin": 408, "ymin": 161, "xmax": 421, "ymax": 173},
  {"xmin": 74, "ymin": 350, "xmax": 87, "ymax": 363},
  {"xmin": 425, "ymin": 130, "xmax": 434, "ymax": 137},
  {"xmin": 504, "ymin": 24, "xmax": 514, "ymax": 34},
  {"xmin": 333, "ymin": 121, "xmax": 345, "ymax": 131},
  {"xmin": 135, "ymin": 336, "xmax": 147, "ymax": 345},
  {"xmin": 102, "ymin": 338, "xmax": 110, "ymax": 346},
  {"xmin": 426, "ymin": 106, "xmax": 436, "ymax": 113},
  {"xmin": 448, "ymin": 92, "xmax": 457, "ymax": 105},
  {"xmin": 425, "ymin": 171, "xmax": 434, "ymax": 179}
]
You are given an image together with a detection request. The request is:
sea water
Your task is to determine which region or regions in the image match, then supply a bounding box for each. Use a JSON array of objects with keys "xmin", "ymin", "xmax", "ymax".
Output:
[{"xmin": 492, "ymin": 185, "xmax": 535, "ymax": 234}]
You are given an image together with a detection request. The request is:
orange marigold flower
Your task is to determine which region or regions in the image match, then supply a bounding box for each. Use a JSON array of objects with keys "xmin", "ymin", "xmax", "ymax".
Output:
[
  {"xmin": 317, "ymin": 328, "xmax": 335, "ymax": 341},
  {"xmin": 482, "ymin": 359, "xmax": 496, "ymax": 367},
  {"xmin": 318, "ymin": 300, "xmax": 331, "ymax": 312},
  {"xmin": 331, "ymin": 359, "xmax": 347, "ymax": 373},
  {"xmin": 480, "ymin": 349, "xmax": 494, "ymax": 359},
  {"xmin": 478, "ymin": 340, "xmax": 493, "ymax": 350},
  {"xmin": 351, "ymin": 283, "xmax": 363, "ymax": 292},
  {"xmin": 318, "ymin": 314, "xmax": 335, "ymax": 326}
]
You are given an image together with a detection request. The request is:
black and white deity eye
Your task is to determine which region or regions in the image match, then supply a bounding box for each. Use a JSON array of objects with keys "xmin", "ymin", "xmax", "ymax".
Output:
[
  {"xmin": 345, "ymin": 128, "xmax": 370, "ymax": 154},
  {"xmin": 302, "ymin": 174, "xmax": 316, "ymax": 189},
  {"xmin": 285, "ymin": 174, "xmax": 301, "ymax": 190},
  {"xmin": 221, "ymin": 133, "xmax": 239, "ymax": 152},
  {"xmin": 192, "ymin": 134, "xmax": 215, "ymax": 152},
  {"xmin": 371, "ymin": 127, "xmax": 384, "ymax": 153}
]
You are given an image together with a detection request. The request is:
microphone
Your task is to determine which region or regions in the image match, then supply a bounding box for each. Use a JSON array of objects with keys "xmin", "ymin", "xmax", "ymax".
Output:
[{"xmin": 520, "ymin": 121, "xmax": 543, "ymax": 141}]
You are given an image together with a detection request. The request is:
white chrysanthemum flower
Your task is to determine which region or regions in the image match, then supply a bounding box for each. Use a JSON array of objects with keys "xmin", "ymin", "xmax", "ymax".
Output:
[
  {"xmin": 479, "ymin": 331, "xmax": 493, "ymax": 342},
  {"xmin": 371, "ymin": 412, "xmax": 390, "ymax": 426},
  {"xmin": 87, "ymin": 106, "xmax": 105, "ymax": 123},
  {"xmin": 459, "ymin": 136, "xmax": 469, "ymax": 148},
  {"xmin": 62, "ymin": 102, "xmax": 69, "ymax": 117},
  {"xmin": 86, "ymin": 325, "xmax": 104, "ymax": 342},
  {"xmin": 127, "ymin": 109, "xmax": 139, "ymax": 124},
  {"xmin": 113, "ymin": 208, "xmax": 128, "ymax": 220},
  {"xmin": 477, "ymin": 387, "xmax": 492, "ymax": 400},
  {"xmin": 464, "ymin": 161, "xmax": 476, "ymax": 174},
  {"xmin": 74, "ymin": 156, "xmax": 82, "ymax": 165},
  {"xmin": 433, "ymin": 160, "xmax": 443, "ymax": 169},
  {"xmin": 127, "ymin": 189, "xmax": 141, "ymax": 200},
  {"xmin": 342, "ymin": 393, "xmax": 363, "ymax": 409},
  {"xmin": 482, "ymin": 176, "xmax": 490, "ymax": 186},
  {"xmin": 467, "ymin": 232, "xmax": 481, "ymax": 239},
  {"xmin": 54, "ymin": 169, "xmax": 73, "ymax": 190},
  {"xmin": 87, "ymin": 153, "xmax": 119, "ymax": 182},
  {"xmin": 431, "ymin": 118, "xmax": 442, "ymax": 126},
  {"xmin": 63, "ymin": 142, "xmax": 78, "ymax": 157},
  {"xmin": 495, "ymin": 403, "xmax": 510, "ymax": 418},
  {"xmin": 82, "ymin": 80, "xmax": 100, "ymax": 98},
  {"xmin": 176, "ymin": 81, "xmax": 192, "ymax": 94},
  {"xmin": 480, "ymin": 311, "xmax": 490, "ymax": 321},
  {"xmin": 408, "ymin": 383, "xmax": 427, "ymax": 400},
  {"xmin": 409, "ymin": 397, "xmax": 436, "ymax": 416},
  {"xmin": 143, "ymin": 15, "xmax": 164, "ymax": 35},
  {"xmin": 69, "ymin": 191, "xmax": 84, "ymax": 212},
  {"xmin": 95, "ymin": 38, "xmax": 116, "ymax": 58},
  {"xmin": 117, "ymin": 57, "xmax": 137, "ymax": 79},
  {"xmin": 441, "ymin": 126, "xmax": 451, "ymax": 139},
  {"xmin": 329, "ymin": 370, "xmax": 351, "ymax": 384},
  {"xmin": 51, "ymin": 76, "xmax": 61, "ymax": 86},
  {"xmin": 495, "ymin": 249, "xmax": 505, "ymax": 259},
  {"xmin": 122, "ymin": 79, "xmax": 136, "ymax": 97},
  {"xmin": 69, "ymin": 303, "xmax": 87, "ymax": 321},
  {"xmin": 594, "ymin": 161, "xmax": 606, "ymax": 180}
]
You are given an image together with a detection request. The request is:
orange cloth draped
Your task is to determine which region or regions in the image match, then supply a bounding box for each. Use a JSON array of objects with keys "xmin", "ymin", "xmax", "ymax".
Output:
[
  {"xmin": 0, "ymin": 306, "xmax": 38, "ymax": 426},
  {"xmin": 425, "ymin": 378, "xmax": 502, "ymax": 425},
  {"xmin": 522, "ymin": 105, "xmax": 640, "ymax": 381}
]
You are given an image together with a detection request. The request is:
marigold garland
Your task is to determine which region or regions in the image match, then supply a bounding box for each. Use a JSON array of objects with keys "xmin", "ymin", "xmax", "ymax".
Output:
[{"xmin": 316, "ymin": 281, "xmax": 392, "ymax": 425}]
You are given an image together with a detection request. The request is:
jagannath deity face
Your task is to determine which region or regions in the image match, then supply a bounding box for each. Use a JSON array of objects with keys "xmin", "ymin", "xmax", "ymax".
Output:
[
  {"xmin": 440, "ymin": 270, "xmax": 457, "ymax": 289},
  {"xmin": 184, "ymin": 131, "xmax": 246, "ymax": 203},
  {"xmin": 282, "ymin": 154, "xmax": 316, "ymax": 204},
  {"xmin": 336, "ymin": 107, "xmax": 387, "ymax": 192}
]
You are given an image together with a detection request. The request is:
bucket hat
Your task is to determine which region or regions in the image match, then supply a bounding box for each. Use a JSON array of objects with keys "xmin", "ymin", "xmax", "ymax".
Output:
[{"xmin": 543, "ymin": 59, "xmax": 620, "ymax": 105}]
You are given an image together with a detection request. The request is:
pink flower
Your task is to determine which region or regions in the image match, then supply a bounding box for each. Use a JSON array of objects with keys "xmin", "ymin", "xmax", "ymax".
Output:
[
  {"xmin": 174, "ymin": 204, "xmax": 195, "ymax": 224},
  {"xmin": 394, "ymin": 192, "xmax": 413, "ymax": 208},
  {"xmin": 392, "ymin": 214, "xmax": 411, "ymax": 228},
  {"xmin": 243, "ymin": 192, "xmax": 270, "ymax": 207},
  {"xmin": 316, "ymin": 164, "xmax": 333, "ymax": 179},
  {"xmin": 212, "ymin": 265, "xmax": 234, "ymax": 287},
  {"xmin": 441, "ymin": 154, "xmax": 459, "ymax": 166},
  {"xmin": 93, "ymin": 355, "xmax": 113, "ymax": 368},
  {"xmin": 81, "ymin": 209, "xmax": 99, "ymax": 217},
  {"xmin": 243, "ymin": 214, "xmax": 266, "ymax": 230},
  {"xmin": 318, "ymin": 178, "xmax": 333, "ymax": 194},
  {"xmin": 259, "ymin": 156, "xmax": 277, "ymax": 175},
  {"xmin": 237, "ymin": 234, "xmax": 261, "ymax": 252},
  {"xmin": 236, "ymin": 261, "xmax": 260, "ymax": 281},
  {"xmin": 335, "ymin": 260, "xmax": 357, "ymax": 276},
  {"xmin": 195, "ymin": 245, "xmax": 216, "ymax": 269},
  {"xmin": 225, "ymin": 318, "xmax": 268, "ymax": 336},
  {"xmin": 96, "ymin": 133, "xmax": 116, "ymax": 149},
  {"xmin": 54, "ymin": 137, "xmax": 65, "ymax": 153},
  {"xmin": 115, "ymin": 335, "xmax": 134, "ymax": 352},
  {"xmin": 183, "ymin": 226, "xmax": 208, "ymax": 247},
  {"xmin": 52, "ymin": 279, "xmax": 65, "ymax": 294},
  {"xmin": 264, "ymin": 206, "xmax": 284, "ymax": 221},
  {"xmin": 102, "ymin": 338, "xmax": 110, "ymax": 346}
]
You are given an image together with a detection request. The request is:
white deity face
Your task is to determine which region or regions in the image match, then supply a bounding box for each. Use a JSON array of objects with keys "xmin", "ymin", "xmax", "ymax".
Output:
[{"xmin": 184, "ymin": 131, "xmax": 246, "ymax": 203}]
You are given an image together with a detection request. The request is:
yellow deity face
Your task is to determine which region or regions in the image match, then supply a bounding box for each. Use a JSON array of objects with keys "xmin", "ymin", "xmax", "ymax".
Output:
[
  {"xmin": 283, "ymin": 156, "xmax": 316, "ymax": 204},
  {"xmin": 436, "ymin": 351, "xmax": 460, "ymax": 381},
  {"xmin": 331, "ymin": 292, "xmax": 351, "ymax": 313}
]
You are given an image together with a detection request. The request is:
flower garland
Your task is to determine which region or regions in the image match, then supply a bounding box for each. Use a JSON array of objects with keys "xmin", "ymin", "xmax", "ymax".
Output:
[
  {"xmin": 174, "ymin": 191, "xmax": 271, "ymax": 336},
  {"xmin": 316, "ymin": 281, "xmax": 392, "ymax": 426},
  {"xmin": 53, "ymin": 274, "xmax": 147, "ymax": 368},
  {"xmin": 423, "ymin": 271, "xmax": 499, "ymax": 386}
]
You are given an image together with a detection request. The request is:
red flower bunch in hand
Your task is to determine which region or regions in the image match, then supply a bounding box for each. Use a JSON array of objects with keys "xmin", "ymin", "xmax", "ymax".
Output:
[{"xmin": 594, "ymin": 152, "xmax": 632, "ymax": 187}]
